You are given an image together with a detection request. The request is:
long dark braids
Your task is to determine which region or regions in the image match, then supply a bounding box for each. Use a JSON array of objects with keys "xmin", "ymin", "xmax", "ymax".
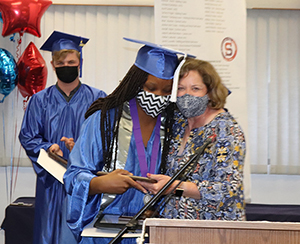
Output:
[
  {"xmin": 85, "ymin": 65, "xmax": 148, "ymax": 171},
  {"xmin": 85, "ymin": 65, "xmax": 175, "ymax": 173}
]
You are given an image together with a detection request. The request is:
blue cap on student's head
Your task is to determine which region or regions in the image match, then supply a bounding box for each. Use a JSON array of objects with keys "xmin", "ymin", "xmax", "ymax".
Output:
[
  {"xmin": 124, "ymin": 37, "xmax": 196, "ymax": 102},
  {"xmin": 40, "ymin": 31, "xmax": 89, "ymax": 53},
  {"xmin": 40, "ymin": 31, "xmax": 89, "ymax": 77},
  {"xmin": 124, "ymin": 37, "xmax": 195, "ymax": 80}
]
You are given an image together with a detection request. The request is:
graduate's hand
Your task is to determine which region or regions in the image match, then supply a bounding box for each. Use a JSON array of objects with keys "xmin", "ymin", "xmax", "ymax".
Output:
[
  {"xmin": 138, "ymin": 173, "xmax": 175, "ymax": 195},
  {"xmin": 49, "ymin": 144, "xmax": 63, "ymax": 157},
  {"xmin": 60, "ymin": 137, "xmax": 75, "ymax": 151},
  {"xmin": 89, "ymin": 169, "xmax": 148, "ymax": 195},
  {"xmin": 140, "ymin": 173, "xmax": 201, "ymax": 199}
]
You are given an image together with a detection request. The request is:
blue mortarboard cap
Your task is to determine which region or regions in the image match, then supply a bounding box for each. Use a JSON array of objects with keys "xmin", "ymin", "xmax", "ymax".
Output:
[
  {"xmin": 40, "ymin": 31, "xmax": 89, "ymax": 77},
  {"xmin": 40, "ymin": 31, "xmax": 89, "ymax": 53},
  {"xmin": 124, "ymin": 37, "xmax": 196, "ymax": 102},
  {"xmin": 124, "ymin": 37, "xmax": 195, "ymax": 80}
]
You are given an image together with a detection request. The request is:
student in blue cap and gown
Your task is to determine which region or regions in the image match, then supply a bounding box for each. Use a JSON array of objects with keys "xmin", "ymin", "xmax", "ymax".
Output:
[
  {"xmin": 19, "ymin": 31, "xmax": 107, "ymax": 244},
  {"xmin": 63, "ymin": 38, "xmax": 192, "ymax": 243}
]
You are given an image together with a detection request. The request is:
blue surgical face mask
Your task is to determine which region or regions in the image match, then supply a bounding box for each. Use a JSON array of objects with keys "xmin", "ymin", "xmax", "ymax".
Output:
[
  {"xmin": 176, "ymin": 94, "xmax": 209, "ymax": 118},
  {"xmin": 136, "ymin": 89, "xmax": 170, "ymax": 118}
]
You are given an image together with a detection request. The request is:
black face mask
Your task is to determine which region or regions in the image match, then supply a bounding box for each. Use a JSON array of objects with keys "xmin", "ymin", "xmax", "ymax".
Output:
[{"xmin": 55, "ymin": 66, "xmax": 79, "ymax": 83}]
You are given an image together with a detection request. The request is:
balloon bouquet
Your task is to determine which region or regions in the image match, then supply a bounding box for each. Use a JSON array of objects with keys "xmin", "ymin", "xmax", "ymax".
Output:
[
  {"xmin": 0, "ymin": 48, "xmax": 17, "ymax": 103},
  {"xmin": 0, "ymin": 0, "xmax": 52, "ymax": 103},
  {"xmin": 0, "ymin": 0, "xmax": 52, "ymax": 202}
]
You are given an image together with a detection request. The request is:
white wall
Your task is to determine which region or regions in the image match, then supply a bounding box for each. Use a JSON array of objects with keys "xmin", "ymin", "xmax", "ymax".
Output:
[{"xmin": 251, "ymin": 174, "xmax": 300, "ymax": 204}]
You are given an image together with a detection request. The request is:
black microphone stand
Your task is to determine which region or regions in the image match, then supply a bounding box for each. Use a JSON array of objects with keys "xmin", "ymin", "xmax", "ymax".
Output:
[{"xmin": 108, "ymin": 137, "xmax": 213, "ymax": 244}]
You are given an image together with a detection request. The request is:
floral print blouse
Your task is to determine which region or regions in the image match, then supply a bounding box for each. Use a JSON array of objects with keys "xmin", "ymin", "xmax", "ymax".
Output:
[{"xmin": 161, "ymin": 110, "xmax": 246, "ymax": 221}]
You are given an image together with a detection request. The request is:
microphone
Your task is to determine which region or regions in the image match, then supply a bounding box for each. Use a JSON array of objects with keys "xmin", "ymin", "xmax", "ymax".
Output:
[
  {"xmin": 180, "ymin": 134, "xmax": 217, "ymax": 179},
  {"xmin": 108, "ymin": 134, "xmax": 216, "ymax": 244},
  {"xmin": 194, "ymin": 134, "xmax": 216, "ymax": 155}
]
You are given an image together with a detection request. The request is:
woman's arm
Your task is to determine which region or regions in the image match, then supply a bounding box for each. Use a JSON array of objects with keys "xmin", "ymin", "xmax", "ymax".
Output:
[{"xmin": 139, "ymin": 173, "xmax": 201, "ymax": 199}]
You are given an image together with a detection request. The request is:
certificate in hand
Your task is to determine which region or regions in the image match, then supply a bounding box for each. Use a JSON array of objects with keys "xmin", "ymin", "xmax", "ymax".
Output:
[
  {"xmin": 37, "ymin": 149, "xmax": 66, "ymax": 184},
  {"xmin": 45, "ymin": 150, "xmax": 157, "ymax": 184},
  {"xmin": 95, "ymin": 171, "xmax": 157, "ymax": 183}
]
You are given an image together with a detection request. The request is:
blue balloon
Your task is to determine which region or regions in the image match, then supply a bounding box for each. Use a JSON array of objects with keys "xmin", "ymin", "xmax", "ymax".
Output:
[
  {"xmin": 0, "ymin": 48, "xmax": 18, "ymax": 103},
  {"xmin": 0, "ymin": 13, "xmax": 15, "ymax": 42}
]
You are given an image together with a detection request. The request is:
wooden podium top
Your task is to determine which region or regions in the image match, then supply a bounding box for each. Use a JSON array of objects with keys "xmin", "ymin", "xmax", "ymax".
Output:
[
  {"xmin": 145, "ymin": 218, "xmax": 300, "ymax": 230},
  {"xmin": 145, "ymin": 219, "xmax": 300, "ymax": 244}
]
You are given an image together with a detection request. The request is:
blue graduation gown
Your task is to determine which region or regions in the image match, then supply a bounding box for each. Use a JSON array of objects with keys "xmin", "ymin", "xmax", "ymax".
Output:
[
  {"xmin": 19, "ymin": 84, "xmax": 106, "ymax": 244},
  {"xmin": 63, "ymin": 108, "xmax": 162, "ymax": 244}
]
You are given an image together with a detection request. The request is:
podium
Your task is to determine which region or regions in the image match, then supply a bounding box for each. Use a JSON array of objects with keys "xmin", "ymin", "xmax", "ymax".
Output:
[{"xmin": 144, "ymin": 218, "xmax": 300, "ymax": 244}]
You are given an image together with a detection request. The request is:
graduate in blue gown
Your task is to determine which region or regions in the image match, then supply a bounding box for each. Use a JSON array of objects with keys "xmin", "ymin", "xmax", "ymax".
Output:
[
  {"xmin": 63, "ymin": 38, "xmax": 191, "ymax": 243},
  {"xmin": 19, "ymin": 31, "xmax": 107, "ymax": 244}
]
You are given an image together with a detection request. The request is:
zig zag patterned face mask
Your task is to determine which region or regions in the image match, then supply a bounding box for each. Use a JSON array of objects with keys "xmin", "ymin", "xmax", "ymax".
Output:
[{"xmin": 136, "ymin": 90, "xmax": 170, "ymax": 118}]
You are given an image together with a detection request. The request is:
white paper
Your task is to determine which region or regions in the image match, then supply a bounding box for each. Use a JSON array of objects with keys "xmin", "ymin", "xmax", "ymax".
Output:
[
  {"xmin": 155, "ymin": 0, "xmax": 247, "ymax": 130},
  {"xmin": 81, "ymin": 217, "xmax": 142, "ymax": 238},
  {"xmin": 37, "ymin": 149, "xmax": 66, "ymax": 184},
  {"xmin": 154, "ymin": 0, "xmax": 251, "ymax": 202}
]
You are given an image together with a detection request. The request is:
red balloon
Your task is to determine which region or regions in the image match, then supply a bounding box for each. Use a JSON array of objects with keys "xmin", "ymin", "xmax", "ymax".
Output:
[
  {"xmin": 0, "ymin": 0, "xmax": 52, "ymax": 37},
  {"xmin": 17, "ymin": 42, "xmax": 47, "ymax": 99}
]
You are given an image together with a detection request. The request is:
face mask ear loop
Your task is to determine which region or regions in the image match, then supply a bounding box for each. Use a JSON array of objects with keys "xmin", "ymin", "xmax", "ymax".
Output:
[{"xmin": 170, "ymin": 54, "xmax": 187, "ymax": 103}]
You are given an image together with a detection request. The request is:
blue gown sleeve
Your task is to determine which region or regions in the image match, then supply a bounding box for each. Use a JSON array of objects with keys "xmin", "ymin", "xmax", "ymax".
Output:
[
  {"xmin": 95, "ymin": 89, "xmax": 107, "ymax": 99},
  {"xmin": 63, "ymin": 110, "xmax": 104, "ymax": 241},
  {"xmin": 19, "ymin": 94, "xmax": 53, "ymax": 165}
]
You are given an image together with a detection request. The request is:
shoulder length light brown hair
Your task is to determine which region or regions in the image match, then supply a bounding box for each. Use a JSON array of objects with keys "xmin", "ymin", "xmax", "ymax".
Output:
[{"xmin": 179, "ymin": 58, "xmax": 228, "ymax": 109}]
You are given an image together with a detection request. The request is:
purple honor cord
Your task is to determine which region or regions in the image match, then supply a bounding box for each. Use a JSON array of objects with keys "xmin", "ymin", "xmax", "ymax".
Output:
[{"xmin": 129, "ymin": 98, "xmax": 161, "ymax": 177}]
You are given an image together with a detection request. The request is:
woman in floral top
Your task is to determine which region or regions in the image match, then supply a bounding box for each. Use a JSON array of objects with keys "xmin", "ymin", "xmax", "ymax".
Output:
[{"xmin": 140, "ymin": 58, "xmax": 246, "ymax": 221}]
